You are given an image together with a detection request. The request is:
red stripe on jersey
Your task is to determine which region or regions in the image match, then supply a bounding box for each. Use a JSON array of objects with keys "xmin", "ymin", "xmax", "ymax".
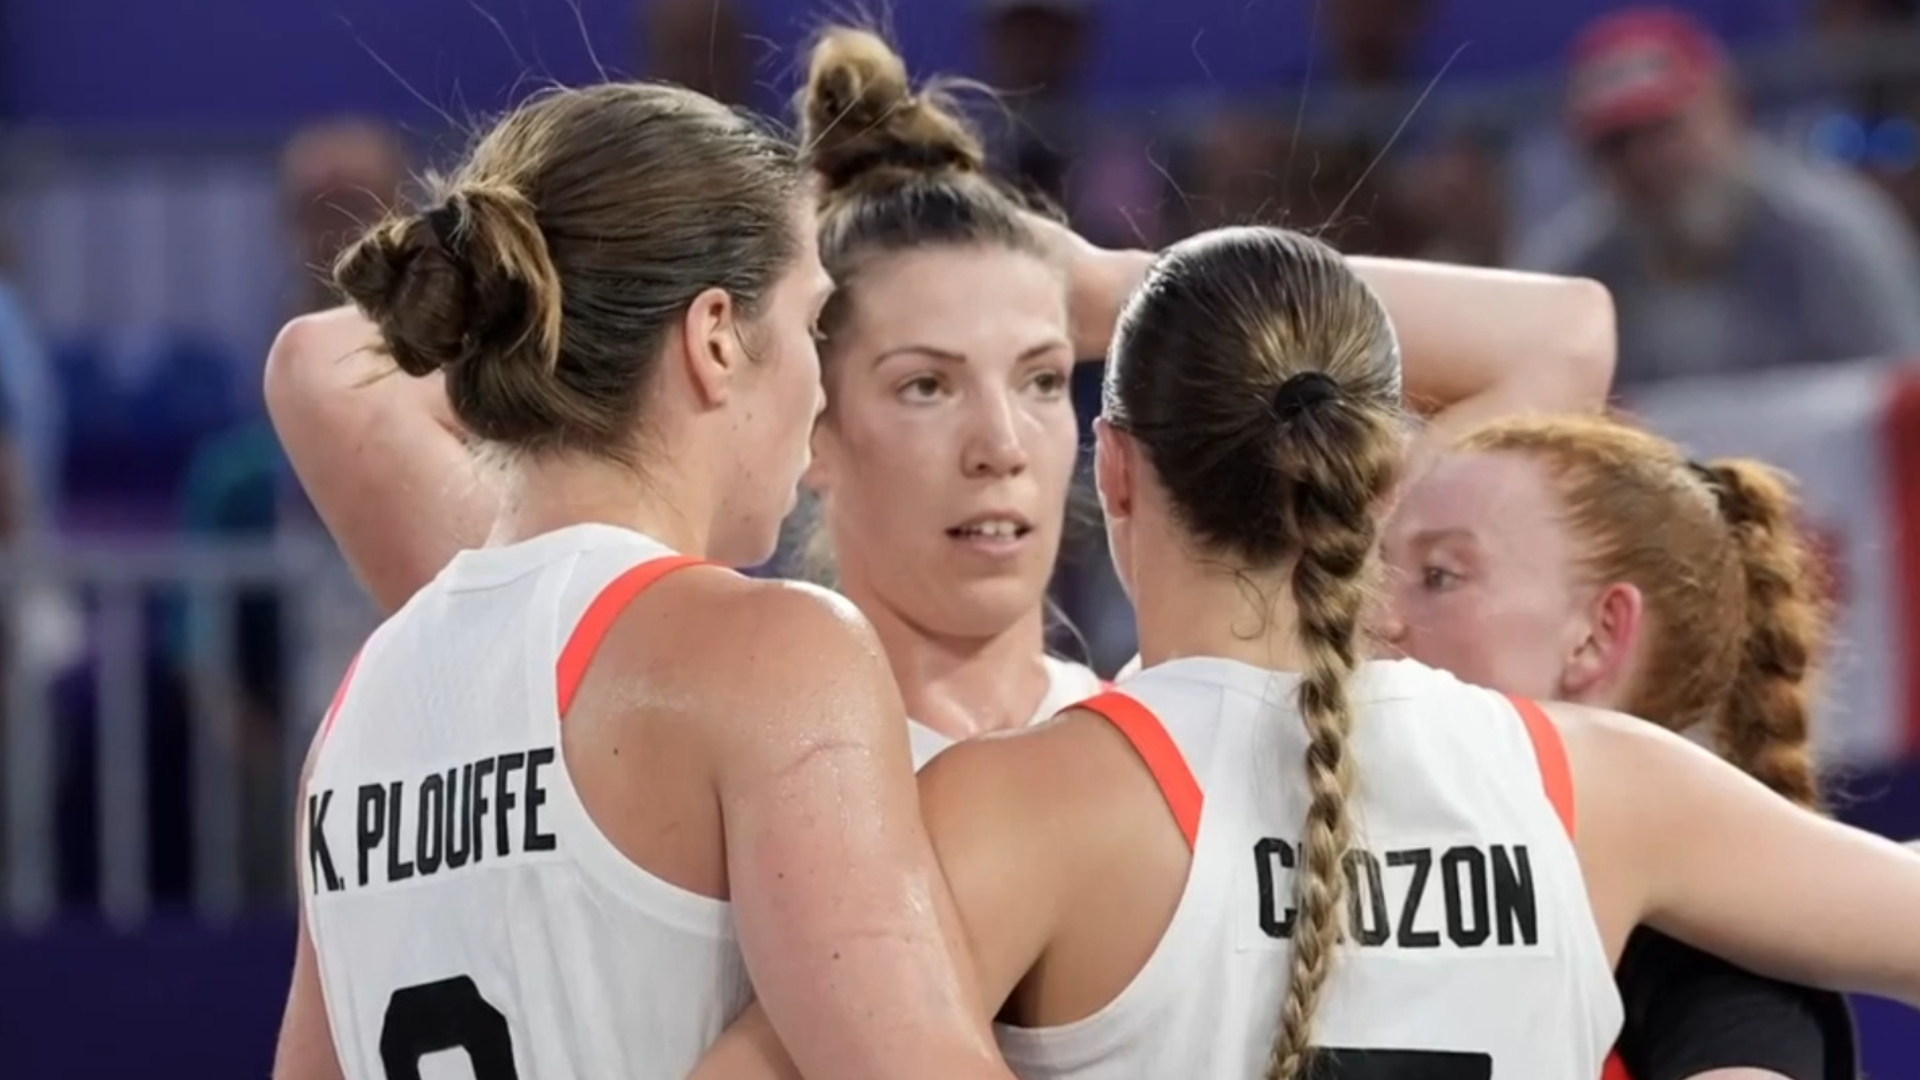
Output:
[
  {"xmin": 1075, "ymin": 690, "xmax": 1203, "ymax": 849},
  {"xmin": 556, "ymin": 555, "xmax": 709, "ymax": 717},
  {"xmin": 1506, "ymin": 694, "xmax": 1576, "ymax": 839}
]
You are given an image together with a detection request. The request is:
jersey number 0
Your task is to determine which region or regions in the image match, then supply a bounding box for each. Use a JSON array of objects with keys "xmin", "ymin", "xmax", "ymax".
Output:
[{"xmin": 380, "ymin": 976, "xmax": 519, "ymax": 1080}]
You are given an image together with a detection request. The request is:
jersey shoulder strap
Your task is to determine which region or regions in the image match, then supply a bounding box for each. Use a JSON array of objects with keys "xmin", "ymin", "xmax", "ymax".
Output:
[
  {"xmin": 1074, "ymin": 689, "xmax": 1203, "ymax": 849},
  {"xmin": 1505, "ymin": 694, "xmax": 1622, "ymax": 1075},
  {"xmin": 556, "ymin": 554, "xmax": 711, "ymax": 716},
  {"xmin": 1503, "ymin": 693, "xmax": 1576, "ymax": 839}
]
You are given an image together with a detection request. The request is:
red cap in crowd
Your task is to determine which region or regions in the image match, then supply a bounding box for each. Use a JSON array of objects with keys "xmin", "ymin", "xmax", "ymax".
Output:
[{"xmin": 1566, "ymin": 6, "xmax": 1727, "ymax": 143}]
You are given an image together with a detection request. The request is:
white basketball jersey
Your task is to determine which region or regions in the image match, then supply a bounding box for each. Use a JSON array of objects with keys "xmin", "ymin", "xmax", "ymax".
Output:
[
  {"xmin": 996, "ymin": 656, "xmax": 1622, "ymax": 1080},
  {"xmin": 908, "ymin": 656, "xmax": 1106, "ymax": 769},
  {"xmin": 301, "ymin": 524, "xmax": 750, "ymax": 1080}
]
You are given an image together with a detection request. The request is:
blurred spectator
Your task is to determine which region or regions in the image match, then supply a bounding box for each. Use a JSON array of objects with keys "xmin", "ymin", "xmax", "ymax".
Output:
[
  {"xmin": 979, "ymin": 0, "xmax": 1094, "ymax": 208},
  {"xmin": 1295, "ymin": 0, "xmax": 1435, "ymax": 255},
  {"xmin": 1181, "ymin": 109, "xmax": 1422, "ymax": 256},
  {"xmin": 279, "ymin": 118, "xmax": 408, "ymax": 316},
  {"xmin": 1812, "ymin": 0, "xmax": 1918, "ymax": 36},
  {"xmin": 1327, "ymin": 0, "xmax": 1432, "ymax": 88},
  {"xmin": 1184, "ymin": 111, "xmax": 1291, "ymax": 232},
  {"xmin": 168, "ymin": 119, "xmax": 407, "ymax": 899},
  {"xmin": 1069, "ymin": 126, "xmax": 1169, "ymax": 249},
  {"xmin": 175, "ymin": 421, "xmax": 289, "ymax": 899},
  {"xmin": 1398, "ymin": 128, "xmax": 1512, "ymax": 266},
  {"xmin": 640, "ymin": 0, "xmax": 755, "ymax": 108},
  {"xmin": 1520, "ymin": 7, "xmax": 1920, "ymax": 387}
]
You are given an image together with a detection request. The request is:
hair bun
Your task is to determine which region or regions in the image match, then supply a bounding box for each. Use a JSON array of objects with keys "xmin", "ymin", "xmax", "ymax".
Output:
[
  {"xmin": 800, "ymin": 26, "xmax": 986, "ymax": 194},
  {"xmin": 333, "ymin": 181, "xmax": 563, "ymax": 382}
]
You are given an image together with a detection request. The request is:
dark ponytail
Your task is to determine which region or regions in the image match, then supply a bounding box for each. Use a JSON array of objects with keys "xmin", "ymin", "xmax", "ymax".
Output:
[{"xmin": 1105, "ymin": 226, "xmax": 1406, "ymax": 1080}]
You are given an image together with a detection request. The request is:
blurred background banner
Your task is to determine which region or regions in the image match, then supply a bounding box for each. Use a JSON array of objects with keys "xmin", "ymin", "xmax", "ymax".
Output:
[{"xmin": 2, "ymin": 0, "xmax": 1920, "ymax": 1075}]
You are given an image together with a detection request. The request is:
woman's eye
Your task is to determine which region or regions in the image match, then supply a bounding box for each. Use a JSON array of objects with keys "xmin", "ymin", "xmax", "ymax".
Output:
[
  {"xmin": 900, "ymin": 376, "xmax": 943, "ymax": 402},
  {"xmin": 1030, "ymin": 370, "xmax": 1069, "ymax": 395}
]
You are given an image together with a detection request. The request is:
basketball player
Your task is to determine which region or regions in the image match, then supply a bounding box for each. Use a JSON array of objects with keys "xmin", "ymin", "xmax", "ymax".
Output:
[
  {"xmin": 788, "ymin": 26, "xmax": 1614, "ymax": 765},
  {"xmin": 265, "ymin": 53, "xmax": 1615, "ymax": 741},
  {"xmin": 267, "ymin": 59, "xmax": 1612, "ymax": 775},
  {"xmin": 270, "ymin": 84, "xmax": 1012, "ymax": 1080},
  {"xmin": 704, "ymin": 226, "xmax": 1920, "ymax": 1080},
  {"xmin": 1381, "ymin": 415, "xmax": 1857, "ymax": 1080},
  {"xmin": 790, "ymin": 27, "xmax": 1106, "ymax": 754}
]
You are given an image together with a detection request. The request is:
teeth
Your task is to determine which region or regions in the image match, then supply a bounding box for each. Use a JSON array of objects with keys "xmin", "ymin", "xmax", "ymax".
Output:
[{"xmin": 959, "ymin": 520, "xmax": 1022, "ymax": 539}]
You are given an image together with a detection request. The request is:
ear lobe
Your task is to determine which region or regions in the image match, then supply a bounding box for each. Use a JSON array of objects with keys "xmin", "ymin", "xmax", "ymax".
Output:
[{"xmin": 678, "ymin": 286, "xmax": 745, "ymax": 409}]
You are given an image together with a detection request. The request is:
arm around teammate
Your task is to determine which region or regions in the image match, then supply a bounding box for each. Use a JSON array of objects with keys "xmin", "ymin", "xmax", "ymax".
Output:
[
  {"xmin": 584, "ymin": 571, "xmax": 1009, "ymax": 1080},
  {"xmin": 1557, "ymin": 702, "xmax": 1920, "ymax": 1005}
]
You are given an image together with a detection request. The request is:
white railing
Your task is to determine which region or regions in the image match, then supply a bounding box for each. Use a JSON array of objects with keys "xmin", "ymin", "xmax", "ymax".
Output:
[{"xmin": 0, "ymin": 533, "xmax": 373, "ymax": 930}]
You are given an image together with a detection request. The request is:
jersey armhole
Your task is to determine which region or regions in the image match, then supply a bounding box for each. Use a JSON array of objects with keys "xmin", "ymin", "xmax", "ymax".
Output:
[
  {"xmin": 1509, "ymin": 695, "xmax": 1625, "ymax": 1078},
  {"xmin": 1074, "ymin": 690, "xmax": 1203, "ymax": 850},
  {"xmin": 555, "ymin": 554, "xmax": 711, "ymax": 717},
  {"xmin": 1505, "ymin": 693, "xmax": 1577, "ymax": 839},
  {"xmin": 316, "ymin": 649, "xmax": 364, "ymax": 744}
]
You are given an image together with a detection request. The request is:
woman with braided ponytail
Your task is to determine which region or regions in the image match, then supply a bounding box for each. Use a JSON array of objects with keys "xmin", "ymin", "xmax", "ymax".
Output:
[
  {"xmin": 897, "ymin": 225, "xmax": 1625, "ymax": 1080},
  {"xmin": 265, "ymin": 27, "xmax": 1616, "ymax": 767},
  {"xmin": 698, "ymin": 228, "xmax": 1920, "ymax": 1080},
  {"xmin": 1383, "ymin": 415, "xmax": 1855, "ymax": 1080}
]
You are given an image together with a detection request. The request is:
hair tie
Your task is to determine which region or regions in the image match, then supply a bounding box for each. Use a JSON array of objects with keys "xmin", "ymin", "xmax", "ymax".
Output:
[
  {"xmin": 1687, "ymin": 459, "xmax": 1727, "ymax": 511},
  {"xmin": 1272, "ymin": 371, "xmax": 1340, "ymax": 421},
  {"xmin": 424, "ymin": 202, "xmax": 466, "ymax": 257}
]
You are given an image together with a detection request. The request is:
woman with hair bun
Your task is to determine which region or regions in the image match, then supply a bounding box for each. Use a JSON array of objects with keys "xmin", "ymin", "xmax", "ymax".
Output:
[
  {"xmin": 272, "ymin": 82, "xmax": 1012, "ymax": 1080},
  {"xmin": 787, "ymin": 26, "xmax": 1110, "ymax": 752},
  {"xmin": 267, "ymin": 28, "xmax": 1616, "ymax": 767},
  {"xmin": 706, "ymin": 226, "xmax": 1920, "ymax": 1080}
]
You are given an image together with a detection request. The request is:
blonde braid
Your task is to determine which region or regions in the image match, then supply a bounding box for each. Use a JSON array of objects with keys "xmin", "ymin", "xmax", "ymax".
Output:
[{"xmin": 1263, "ymin": 412, "xmax": 1398, "ymax": 1080}]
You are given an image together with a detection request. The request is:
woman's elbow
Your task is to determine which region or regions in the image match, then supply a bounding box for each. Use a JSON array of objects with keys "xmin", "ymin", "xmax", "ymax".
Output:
[
  {"xmin": 266, "ymin": 304, "xmax": 381, "ymax": 401},
  {"xmin": 263, "ymin": 315, "xmax": 316, "ymax": 432},
  {"xmin": 266, "ymin": 310, "xmax": 352, "ymax": 434}
]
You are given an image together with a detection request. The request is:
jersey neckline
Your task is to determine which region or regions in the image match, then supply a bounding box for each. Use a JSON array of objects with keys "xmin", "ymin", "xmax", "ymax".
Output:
[
  {"xmin": 1125, "ymin": 655, "xmax": 1431, "ymax": 707},
  {"xmin": 442, "ymin": 522, "xmax": 675, "ymax": 590}
]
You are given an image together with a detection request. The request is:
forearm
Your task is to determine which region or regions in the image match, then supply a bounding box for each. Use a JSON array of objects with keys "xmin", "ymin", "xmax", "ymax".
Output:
[
  {"xmin": 1070, "ymin": 247, "xmax": 1614, "ymax": 410},
  {"xmin": 265, "ymin": 308, "xmax": 496, "ymax": 612},
  {"xmin": 1352, "ymin": 258, "xmax": 1618, "ymax": 428}
]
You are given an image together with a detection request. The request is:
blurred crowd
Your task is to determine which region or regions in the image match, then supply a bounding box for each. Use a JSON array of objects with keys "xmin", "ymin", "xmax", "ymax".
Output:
[{"xmin": 6, "ymin": 0, "xmax": 1920, "ymax": 917}]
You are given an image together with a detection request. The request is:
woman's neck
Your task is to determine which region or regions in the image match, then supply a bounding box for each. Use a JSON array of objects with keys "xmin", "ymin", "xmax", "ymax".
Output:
[
  {"xmin": 492, "ymin": 455, "xmax": 708, "ymax": 556},
  {"xmin": 841, "ymin": 577, "xmax": 1055, "ymax": 741},
  {"xmin": 1129, "ymin": 531, "xmax": 1314, "ymax": 676}
]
